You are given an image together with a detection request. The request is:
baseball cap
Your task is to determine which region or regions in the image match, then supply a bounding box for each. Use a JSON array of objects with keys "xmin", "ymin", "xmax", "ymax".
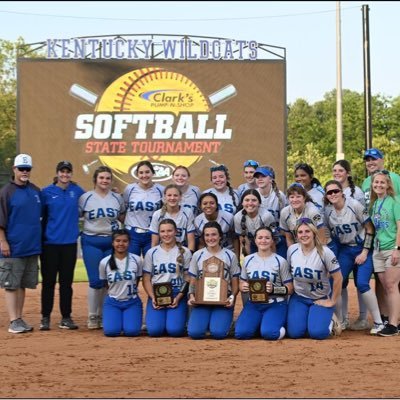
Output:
[
  {"xmin": 14, "ymin": 154, "xmax": 32, "ymax": 168},
  {"xmin": 56, "ymin": 161, "xmax": 73, "ymax": 172},
  {"xmin": 364, "ymin": 148, "xmax": 383, "ymax": 160},
  {"xmin": 253, "ymin": 167, "xmax": 275, "ymax": 179}
]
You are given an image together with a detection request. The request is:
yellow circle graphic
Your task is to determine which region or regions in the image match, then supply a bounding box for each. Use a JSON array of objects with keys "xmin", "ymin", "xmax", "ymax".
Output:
[{"xmin": 96, "ymin": 67, "xmax": 209, "ymax": 184}]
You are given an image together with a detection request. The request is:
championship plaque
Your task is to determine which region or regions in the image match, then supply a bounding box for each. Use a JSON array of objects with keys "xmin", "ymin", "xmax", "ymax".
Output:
[
  {"xmin": 194, "ymin": 256, "xmax": 228, "ymax": 305},
  {"xmin": 248, "ymin": 279, "xmax": 268, "ymax": 303},
  {"xmin": 153, "ymin": 282, "xmax": 173, "ymax": 306}
]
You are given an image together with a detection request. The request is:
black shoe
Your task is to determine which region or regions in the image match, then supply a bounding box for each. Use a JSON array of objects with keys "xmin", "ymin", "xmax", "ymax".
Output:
[
  {"xmin": 377, "ymin": 324, "xmax": 398, "ymax": 337},
  {"xmin": 59, "ymin": 317, "xmax": 78, "ymax": 330},
  {"xmin": 39, "ymin": 317, "xmax": 50, "ymax": 331}
]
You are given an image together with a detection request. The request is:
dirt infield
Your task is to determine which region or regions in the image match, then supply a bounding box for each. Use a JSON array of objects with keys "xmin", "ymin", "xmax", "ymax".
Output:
[{"xmin": 0, "ymin": 280, "xmax": 399, "ymax": 399}]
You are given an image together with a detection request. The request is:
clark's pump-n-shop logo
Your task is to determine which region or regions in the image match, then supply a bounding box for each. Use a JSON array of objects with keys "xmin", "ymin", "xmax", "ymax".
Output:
[{"xmin": 70, "ymin": 67, "xmax": 237, "ymax": 183}]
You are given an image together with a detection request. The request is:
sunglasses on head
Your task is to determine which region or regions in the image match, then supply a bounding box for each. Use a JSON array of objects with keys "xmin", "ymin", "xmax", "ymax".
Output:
[
  {"xmin": 243, "ymin": 160, "xmax": 259, "ymax": 168},
  {"xmin": 326, "ymin": 188, "xmax": 341, "ymax": 196},
  {"xmin": 373, "ymin": 169, "xmax": 389, "ymax": 176},
  {"xmin": 210, "ymin": 165, "xmax": 227, "ymax": 173},
  {"xmin": 17, "ymin": 167, "xmax": 31, "ymax": 172},
  {"xmin": 289, "ymin": 182, "xmax": 304, "ymax": 189},
  {"xmin": 296, "ymin": 217, "xmax": 313, "ymax": 225}
]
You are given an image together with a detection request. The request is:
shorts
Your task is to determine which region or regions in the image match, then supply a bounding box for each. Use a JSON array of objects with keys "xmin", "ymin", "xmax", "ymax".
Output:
[
  {"xmin": 0, "ymin": 256, "xmax": 39, "ymax": 290},
  {"xmin": 373, "ymin": 249, "xmax": 400, "ymax": 273}
]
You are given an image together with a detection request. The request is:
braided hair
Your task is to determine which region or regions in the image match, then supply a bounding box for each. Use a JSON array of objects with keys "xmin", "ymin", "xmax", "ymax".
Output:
[
  {"xmin": 210, "ymin": 164, "xmax": 238, "ymax": 212},
  {"xmin": 259, "ymin": 164, "xmax": 285, "ymax": 209},
  {"xmin": 240, "ymin": 189, "xmax": 263, "ymax": 257},
  {"xmin": 108, "ymin": 228, "xmax": 131, "ymax": 271},
  {"xmin": 333, "ymin": 159, "xmax": 356, "ymax": 198}
]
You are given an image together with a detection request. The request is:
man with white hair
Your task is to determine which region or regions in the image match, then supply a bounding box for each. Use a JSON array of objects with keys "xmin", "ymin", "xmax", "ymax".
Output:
[{"xmin": 0, "ymin": 154, "xmax": 42, "ymax": 333}]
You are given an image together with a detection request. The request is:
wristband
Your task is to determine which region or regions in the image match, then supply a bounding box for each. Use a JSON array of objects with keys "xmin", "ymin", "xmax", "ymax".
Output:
[
  {"xmin": 228, "ymin": 294, "xmax": 235, "ymax": 302},
  {"xmin": 272, "ymin": 285, "xmax": 288, "ymax": 296},
  {"xmin": 363, "ymin": 233, "xmax": 374, "ymax": 250},
  {"xmin": 179, "ymin": 281, "xmax": 189, "ymax": 295},
  {"xmin": 188, "ymin": 284, "xmax": 196, "ymax": 295}
]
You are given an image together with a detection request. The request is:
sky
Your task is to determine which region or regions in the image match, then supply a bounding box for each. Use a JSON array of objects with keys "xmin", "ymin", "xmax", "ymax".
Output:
[{"xmin": 0, "ymin": 0, "xmax": 399, "ymax": 104}]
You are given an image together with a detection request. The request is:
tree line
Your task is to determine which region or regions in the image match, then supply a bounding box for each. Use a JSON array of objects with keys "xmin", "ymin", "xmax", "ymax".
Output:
[{"xmin": 1, "ymin": 38, "xmax": 400, "ymax": 187}]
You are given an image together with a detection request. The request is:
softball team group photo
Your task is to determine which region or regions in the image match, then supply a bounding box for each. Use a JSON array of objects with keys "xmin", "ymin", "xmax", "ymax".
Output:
[{"xmin": 1, "ymin": 147, "xmax": 400, "ymax": 340}]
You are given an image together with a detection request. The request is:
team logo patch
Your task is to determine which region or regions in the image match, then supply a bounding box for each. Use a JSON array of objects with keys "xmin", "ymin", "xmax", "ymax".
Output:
[
  {"xmin": 312, "ymin": 214, "xmax": 321, "ymax": 222},
  {"xmin": 331, "ymin": 257, "xmax": 339, "ymax": 264}
]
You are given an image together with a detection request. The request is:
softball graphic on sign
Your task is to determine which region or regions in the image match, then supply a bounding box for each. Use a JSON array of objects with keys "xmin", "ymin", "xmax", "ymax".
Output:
[{"xmin": 70, "ymin": 67, "xmax": 237, "ymax": 183}]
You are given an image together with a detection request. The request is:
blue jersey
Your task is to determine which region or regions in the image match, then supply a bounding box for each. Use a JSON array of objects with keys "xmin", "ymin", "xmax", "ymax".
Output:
[
  {"xmin": 41, "ymin": 182, "xmax": 85, "ymax": 245},
  {"xmin": 0, "ymin": 181, "xmax": 42, "ymax": 257}
]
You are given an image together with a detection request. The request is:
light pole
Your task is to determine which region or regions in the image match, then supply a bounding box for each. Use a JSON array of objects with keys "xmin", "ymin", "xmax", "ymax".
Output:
[{"xmin": 336, "ymin": 1, "xmax": 344, "ymax": 161}]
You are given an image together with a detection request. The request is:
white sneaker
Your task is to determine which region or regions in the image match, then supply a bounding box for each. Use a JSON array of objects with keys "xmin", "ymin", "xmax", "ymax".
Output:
[
  {"xmin": 350, "ymin": 318, "xmax": 369, "ymax": 331},
  {"xmin": 370, "ymin": 323, "xmax": 385, "ymax": 335},
  {"xmin": 341, "ymin": 318, "xmax": 350, "ymax": 331},
  {"xmin": 331, "ymin": 314, "xmax": 342, "ymax": 336},
  {"xmin": 87, "ymin": 315, "xmax": 100, "ymax": 330}
]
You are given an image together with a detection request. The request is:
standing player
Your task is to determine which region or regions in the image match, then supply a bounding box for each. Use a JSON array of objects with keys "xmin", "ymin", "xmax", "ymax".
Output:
[
  {"xmin": 332, "ymin": 159, "xmax": 367, "ymax": 329},
  {"xmin": 286, "ymin": 219, "xmax": 343, "ymax": 340},
  {"xmin": 194, "ymin": 192, "xmax": 238, "ymax": 256},
  {"xmin": 237, "ymin": 160, "xmax": 259, "ymax": 199},
  {"xmin": 254, "ymin": 165, "xmax": 288, "ymax": 257},
  {"xmin": 323, "ymin": 180, "xmax": 383, "ymax": 334},
  {"xmin": 0, "ymin": 154, "xmax": 42, "ymax": 334},
  {"xmin": 79, "ymin": 166, "xmax": 125, "ymax": 329},
  {"xmin": 99, "ymin": 229, "xmax": 143, "ymax": 337},
  {"xmin": 143, "ymin": 219, "xmax": 192, "ymax": 337},
  {"xmin": 172, "ymin": 165, "xmax": 201, "ymax": 216},
  {"xmin": 149, "ymin": 184, "xmax": 196, "ymax": 253},
  {"xmin": 234, "ymin": 189, "xmax": 277, "ymax": 257},
  {"xmin": 203, "ymin": 164, "xmax": 240, "ymax": 215},
  {"xmin": 294, "ymin": 163, "xmax": 325, "ymax": 209},
  {"xmin": 187, "ymin": 221, "xmax": 240, "ymax": 339},
  {"xmin": 123, "ymin": 161, "xmax": 164, "ymax": 257},
  {"xmin": 235, "ymin": 227, "xmax": 293, "ymax": 340},
  {"xmin": 279, "ymin": 183, "xmax": 326, "ymax": 247},
  {"xmin": 40, "ymin": 161, "xmax": 85, "ymax": 331},
  {"xmin": 332, "ymin": 160, "xmax": 365, "ymax": 206}
]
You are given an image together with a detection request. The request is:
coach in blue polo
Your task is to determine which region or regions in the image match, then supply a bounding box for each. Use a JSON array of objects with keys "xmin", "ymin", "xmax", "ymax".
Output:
[{"xmin": 0, "ymin": 154, "xmax": 42, "ymax": 334}]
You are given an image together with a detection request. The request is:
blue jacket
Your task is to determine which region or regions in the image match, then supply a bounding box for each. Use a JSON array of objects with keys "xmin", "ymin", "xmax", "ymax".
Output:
[
  {"xmin": 0, "ymin": 181, "xmax": 42, "ymax": 257},
  {"xmin": 41, "ymin": 182, "xmax": 85, "ymax": 245}
]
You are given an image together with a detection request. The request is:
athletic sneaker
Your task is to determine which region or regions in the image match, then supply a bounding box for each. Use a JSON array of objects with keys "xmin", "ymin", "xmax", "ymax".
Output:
[
  {"xmin": 18, "ymin": 318, "xmax": 34, "ymax": 332},
  {"xmin": 59, "ymin": 318, "xmax": 78, "ymax": 330},
  {"xmin": 341, "ymin": 318, "xmax": 350, "ymax": 330},
  {"xmin": 8, "ymin": 319, "xmax": 26, "ymax": 334},
  {"xmin": 377, "ymin": 324, "xmax": 399, "ymax": 337},
  {"xmin": 370, "ymin": 323, "xmax": 385, "ymax": 335},
  {"xmin": 349, "ymin": 318, "xmax": 369, "ymax": 331},
  {"xmin": 39, "ymin": 317, "xmax": 51, "ymax": 331},
  {"xmin": 87, "ymin": 315, "xmax": 100, "ymax": 330},
  {"xmin": 330, "ymin": 314, "xmax": 342, "ymax": 336}
]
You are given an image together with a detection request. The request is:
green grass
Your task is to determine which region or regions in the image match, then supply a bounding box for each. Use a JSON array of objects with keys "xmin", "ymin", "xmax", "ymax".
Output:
[{"xmin": 74, "ymin": 259, "xmax": 88, "ymax": 282}]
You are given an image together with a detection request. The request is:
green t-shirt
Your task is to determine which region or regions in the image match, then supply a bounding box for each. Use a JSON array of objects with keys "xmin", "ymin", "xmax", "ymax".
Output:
[
  {"xmin": 362, "ymin": 171, "xmax": 400, "ymax": 207},
  {"xmin": 371, "ymin": 196, "xmax": 400, "ymax": 250}
]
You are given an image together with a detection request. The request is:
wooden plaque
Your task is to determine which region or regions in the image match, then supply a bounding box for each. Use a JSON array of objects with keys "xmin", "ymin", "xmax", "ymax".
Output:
[
  {"xmin": 194, "ymin": 256, "xmax": 228, "ymax": 305},
  {"xmin": 248, "ymin": 279, "xmax": 268, "ymax": 303},
  {"xmin": 153, "ymin": 282, "xmax": 173, "ymax": 306}
]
